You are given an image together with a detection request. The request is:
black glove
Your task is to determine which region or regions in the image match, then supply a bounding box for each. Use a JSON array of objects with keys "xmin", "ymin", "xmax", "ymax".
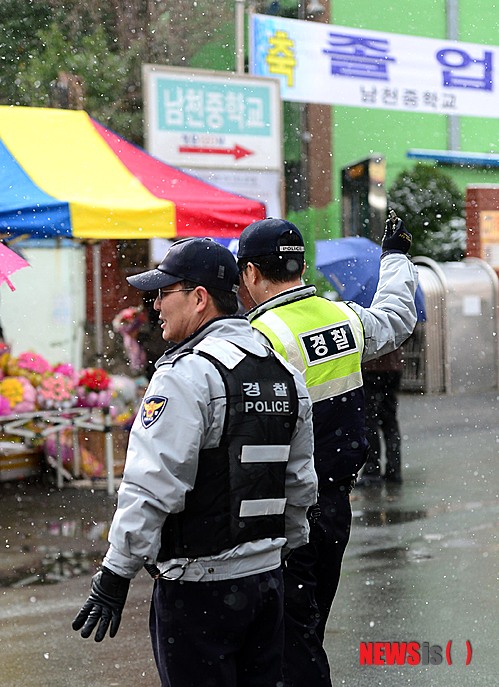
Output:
[
  {"xmin": 72, "ymin": 566, "xmax": 130, "ymax": 642},
  {"xmin": 306, "ymin": 502, "xmax": 321, "ymax": 525},
  {"xmin": 381, "ymin": 218, "xmax": 412, "ymax": 256}
]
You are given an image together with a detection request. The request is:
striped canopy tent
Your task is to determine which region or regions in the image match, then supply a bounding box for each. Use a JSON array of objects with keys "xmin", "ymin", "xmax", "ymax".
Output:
[
  {"xmin": 0, "ymin": 106, "xmax": 266, "ymax": 358},
  {"xmin": 0, "ymin": 106, "xmax": 266, "ymax": 239}
]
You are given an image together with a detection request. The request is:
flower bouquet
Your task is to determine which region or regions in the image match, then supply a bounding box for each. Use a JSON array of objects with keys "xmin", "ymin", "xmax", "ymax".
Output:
[
  {"xmin": 7, "ymin": 351, "xmax": 51, "ymax": 387},
  {"xmin": 77, "ymin": 367, "xmax": 112, "ymax": 408},
  {"xmin": 37, "ymin": 373, "xmax": 77, "ymax": 411},
  {"xmin": 52, "ymin": 362, "xmax": 79, "ymax": 384},
  {"xmin": 0, "ymin": 376, "xmax": 37, "ymax": 415},
  {"xmin": 112, "ymin": 305, "xmax": 147, "ymax": 373},
  {"xmin": 43, "ymin": 428, "xmax": 74, "ymax": 469}
]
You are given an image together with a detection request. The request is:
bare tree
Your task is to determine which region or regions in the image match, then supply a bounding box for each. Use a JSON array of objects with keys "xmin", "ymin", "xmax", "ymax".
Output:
[{"xmin": 43, "ymin": 0, "xmax": 234, "ymax": 66}]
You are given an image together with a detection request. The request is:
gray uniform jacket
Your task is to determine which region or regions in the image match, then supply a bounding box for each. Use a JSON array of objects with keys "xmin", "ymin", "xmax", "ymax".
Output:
[
  {"xmin": 249, "ymin": 253, "xmax": 419, "ymax": 362},
  {"xmin": 103, "ymin": 316, "xmax": 317, "ymax": 581}
]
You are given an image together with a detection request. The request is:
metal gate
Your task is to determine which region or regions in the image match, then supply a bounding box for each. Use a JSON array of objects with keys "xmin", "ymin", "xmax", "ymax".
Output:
[{"xmin": 401, "ymin": 257, "xmax": 498, "ymax": 394}]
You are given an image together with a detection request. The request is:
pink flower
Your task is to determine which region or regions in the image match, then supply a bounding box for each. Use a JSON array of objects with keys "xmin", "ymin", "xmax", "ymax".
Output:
[
  {"xmin": 0, "ymin": 395, "xmax": 11, "ymax": 416},
  {"xmin": 37, "ymin": 374, "xmax": 76, "ymax": 410},
  {"xmin": 44, "ymin": 429, "xmax": 74, "ymax": 466},
  {"xmin": 17, "ymin": 351, "xmax": 51, "ymax": 374},
  {"xmin": 77, "ymin": 384, "xmax": 112, "ymax": 408},
  {"xmin": 7, "ymin": 351, "xmax": 51, "ymax": 387},
  {"xmin": 52, "ymin": 363, "xmax": 78, "ymax": 384},
  {"xmin": 86, "ymin": 391, "xmax": 98, "ymax": 406}
]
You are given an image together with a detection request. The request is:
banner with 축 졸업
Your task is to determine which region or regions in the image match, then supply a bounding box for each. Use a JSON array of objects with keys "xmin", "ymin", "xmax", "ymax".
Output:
[{"xmin": 249, "ymin": 14, "xmax": 498, "ymax": 118}]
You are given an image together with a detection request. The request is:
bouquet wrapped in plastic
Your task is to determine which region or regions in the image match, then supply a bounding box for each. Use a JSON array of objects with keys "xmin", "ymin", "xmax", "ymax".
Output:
[
  {"xmin": 77, "ymin": 368, "xmax": 112, "ymax": 408},
  {"xmin": 37, "ymin": 373, "xmax": 77, "ymax": 411},
  {"xmin": 52, "ymin": 362, "xmax": 79, "ymax": 384},
  {"xmin": 0, "ymin": 376, "xmax": 37, "ymax": 415},
  {"xmin": 112, "ymin": 305, "xmax": 147, "ymax": 373},
  {"xmin": 6, "ymin": 351, "xmax": 51, "ymax": 387}
]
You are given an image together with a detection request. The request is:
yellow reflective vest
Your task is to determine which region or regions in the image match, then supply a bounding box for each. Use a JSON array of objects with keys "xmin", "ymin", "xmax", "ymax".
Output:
[{"xmin": 251, "ymin": 295, "xmax": 364, "ymax": 404}]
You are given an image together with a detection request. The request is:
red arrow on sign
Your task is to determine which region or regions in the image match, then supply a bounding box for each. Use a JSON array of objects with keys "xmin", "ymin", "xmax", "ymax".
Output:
[{"xmin": 178, "ymin": 144, "xmax": 254, "ymax": 160}]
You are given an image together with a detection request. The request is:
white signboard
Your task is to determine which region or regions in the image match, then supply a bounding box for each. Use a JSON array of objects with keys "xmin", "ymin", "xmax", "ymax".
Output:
[
  {"xmin": 143, "ymin": 65, "xmax": 282, "ymax": 170},
  {"xmin": 250, "ymin": 14, "xmax": 498, "ymax": 118},
  {"xmin": 181, "ymin": 168, "xmax": 282, "ymax": 219}
]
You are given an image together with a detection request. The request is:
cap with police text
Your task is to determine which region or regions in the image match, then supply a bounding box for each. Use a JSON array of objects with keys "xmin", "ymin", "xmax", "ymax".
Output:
[
  {"xmin": 127, "ymin": 238, "xmax": 239, "ymax": 293},
  {"xmin": 237, "ymin": 218, "xmax": 305, "ymax": 261}
]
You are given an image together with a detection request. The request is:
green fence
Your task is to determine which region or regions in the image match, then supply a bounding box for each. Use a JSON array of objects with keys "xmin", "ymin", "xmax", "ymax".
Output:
[{"xmin": 287, "ymin": 203, "xmax": 341, "ymax": 289}]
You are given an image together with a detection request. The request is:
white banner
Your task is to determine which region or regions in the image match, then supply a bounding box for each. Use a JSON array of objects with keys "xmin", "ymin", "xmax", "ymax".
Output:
[{"xmin": 250, "ymin": 14, "xmax": 498, "ymax": 118}]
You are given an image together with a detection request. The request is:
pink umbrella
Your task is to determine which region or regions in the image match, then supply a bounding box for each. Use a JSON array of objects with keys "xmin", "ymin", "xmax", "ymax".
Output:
[{"xmin": 0, "ymin": 242, "xmax": 30, "ymax": 291}]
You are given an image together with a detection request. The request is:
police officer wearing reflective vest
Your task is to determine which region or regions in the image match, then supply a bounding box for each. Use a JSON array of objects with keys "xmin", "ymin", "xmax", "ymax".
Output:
[
  {"xmin": 237, "ymin": 217, "xmax": 417, "ymax": 687},
  {"xmin": 72, "ymin": 237, "xmax": 317, "ymax": 687}
]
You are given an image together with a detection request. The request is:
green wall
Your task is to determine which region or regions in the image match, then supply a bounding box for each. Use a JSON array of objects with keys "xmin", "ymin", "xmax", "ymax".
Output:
[
  {"xmin": 331, "ymin": 1, "xmax": 499, "ymax": 210},
  {"xmin": 187, "ymin": 2, "xmax": 498, "ymax": 235},
  {"xmin": 334, "ymin": 0, "xmax": 447, "ymax": 38}
]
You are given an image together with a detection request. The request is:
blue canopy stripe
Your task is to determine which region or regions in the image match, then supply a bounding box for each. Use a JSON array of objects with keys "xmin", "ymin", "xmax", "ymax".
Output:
[{"xmin": 0, "ymin": 140, "xmax": 72, "ymax": 237}]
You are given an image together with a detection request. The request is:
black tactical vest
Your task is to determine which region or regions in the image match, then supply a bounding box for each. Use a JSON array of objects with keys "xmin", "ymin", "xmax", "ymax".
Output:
[{"xmin": 157, "ymin": 345, "xmax": 299, "ymax": 560}]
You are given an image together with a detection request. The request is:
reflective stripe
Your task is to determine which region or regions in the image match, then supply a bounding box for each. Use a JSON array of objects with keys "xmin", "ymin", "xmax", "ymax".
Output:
[
  {"xmin": 255, "ymin": 311, "xmax": 304, "ymax": 372},
  {"xmin": 308, "ymin": 370, "xmax": 363, "ymax": 403},
  {"xmin": 156, "ymin": 548, "xmax": 283, "ymax": 582},
  {"xmin": 239, "ymin": 498, "xmax": 287, "ymax": 517},
  {"xmin": 241, "ymin": 445, "xmax": 290, "ymax": 463},
  {"xmin": 332, "ymin": 301, "xmax": 365, "ymax": 346}
]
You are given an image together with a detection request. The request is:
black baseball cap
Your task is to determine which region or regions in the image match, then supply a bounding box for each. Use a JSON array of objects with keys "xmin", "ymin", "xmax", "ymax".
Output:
[
  {"xmin": 237, "ymin": 218, "xmax": 305, "ymax": 260},
  {"xmin": 127, "ymin": 238, "xmax": 239, "ymax": 293}
]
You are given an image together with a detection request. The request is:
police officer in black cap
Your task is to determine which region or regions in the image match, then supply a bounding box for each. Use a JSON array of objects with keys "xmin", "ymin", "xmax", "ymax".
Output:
[
  {"xmin": 237, "ymin": 217, "xmax": 417, "ymax": 686},
  {"xmin": 72, "ymin": 237, "xmax": 317, "ymax": 687}
]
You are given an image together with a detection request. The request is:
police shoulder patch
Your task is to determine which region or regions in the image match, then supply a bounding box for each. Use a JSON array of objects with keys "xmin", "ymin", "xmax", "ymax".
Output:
[{"xmin": 141, "ymin": 395, "xmax": 168, "ymax": 428}]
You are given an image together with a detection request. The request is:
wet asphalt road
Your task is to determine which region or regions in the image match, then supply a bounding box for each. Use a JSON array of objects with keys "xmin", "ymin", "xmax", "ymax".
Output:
[{"xmin": 1, "ymin": 389, "xmax": 498, "ymax": 686}]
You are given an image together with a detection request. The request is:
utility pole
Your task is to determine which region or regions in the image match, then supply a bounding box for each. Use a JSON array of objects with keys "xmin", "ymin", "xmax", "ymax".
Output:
[
  {"xmin": 235, "ymin": 0, "xmax": 246, "ymax": 74},
  {"xmin": 306, "ymin": 1, "xmax": 332, "ymax": 209},
  {"xmin": 297, "ymin": 2, "xmax": 309, "ymax": 209},
  {"xmin": 298, "ymin": 1, "xmax": 332, "ymax": 209}
]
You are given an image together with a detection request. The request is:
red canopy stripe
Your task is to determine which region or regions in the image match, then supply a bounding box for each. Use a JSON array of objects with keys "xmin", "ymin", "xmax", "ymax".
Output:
[{"xmin": 91, "ymin": 120, "xmax": 266, "ymax": 237}]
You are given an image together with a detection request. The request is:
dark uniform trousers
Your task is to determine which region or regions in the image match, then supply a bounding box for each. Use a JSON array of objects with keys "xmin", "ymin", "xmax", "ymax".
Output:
[
  {"xmin": 150, "ymin": 568, "xmax": 285, "ymax": 687},
  {"xmin": 282, "ymin": 483, "xmax": 352, "ymax": 687}
]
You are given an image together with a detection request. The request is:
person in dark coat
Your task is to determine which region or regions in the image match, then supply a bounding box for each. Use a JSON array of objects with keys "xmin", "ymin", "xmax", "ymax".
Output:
[{"xmin": 360, "ymin": 348, "xmax": 404, "ymax": 484}]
